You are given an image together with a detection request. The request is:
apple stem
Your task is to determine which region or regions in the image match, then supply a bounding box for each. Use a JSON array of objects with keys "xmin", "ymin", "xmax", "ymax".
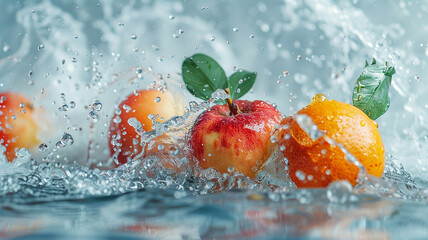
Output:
[{"xmin": 225, "ymin": 88, "xmax": 239, "ymax": 116}]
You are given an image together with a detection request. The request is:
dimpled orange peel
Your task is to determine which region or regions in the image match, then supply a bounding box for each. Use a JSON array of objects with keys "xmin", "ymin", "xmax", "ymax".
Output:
[{"xmin": 277, "ymin": 94, "xmax": 385, "ymax": 188}]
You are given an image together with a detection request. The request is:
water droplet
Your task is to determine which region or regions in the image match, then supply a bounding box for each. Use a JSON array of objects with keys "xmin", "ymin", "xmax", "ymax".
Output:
[
  {"xmin": 3, "ymin": 45, "xmax": 10, "ymax": 52},
  {"xmin": 154, "ymin": 97, "xmax": 161, "ymax": 103},
  {"xmin": 91, "ymin": 100, "xmax": 102, "ymax": 111},
  {"xmin": 69, "ymin": 101, "xmax": 76, "ymax": 108},
  {"xmin": 373, "ymin": 120, "xmax": 378, "ymax": 128},
  {"xmin": 61, "ymin": 133, "xmax": 74, "ymax": 146},
  {"xmin": 19, "ymin": 103, "xmax": 25, "ymax": 108},
  {"xmin": 71, "ymin": 57, "xmax": 77, "ymax": 63},
  {"xmin": 270, "ymin": 135, "xmax": 278, "ymax": 143},
  {"xmin": 210, "ymin": 36, "xmax": 216, "ymax": 41},
  {"xmin": 38, "ymin": 143, "xmax": 48, "ymax": 152},
  {"xmin": 415, "ymin": 75, "xmax": 421, "ymax": 81},
  {"xmin": 310, "ymin": 93, "xmax": 327, "ymax": 104},
  {"xmin": 113, "ymin": 115, "xmax": 121, "ymax": 124},
  {"xmin": 232, "ymin": 27, "xmax": 239, "ymax": 32},
  {"xmin": 130, "ymin": 34, "xmax": 137, "ymax": 40},
  {"xmin": 28, "ymin": 79, "xmax": 34, "ymax": 86},
  {"xmin": 297, "ymin": 54, "xmax": 302, "ymax": 60},
  {"xmin": 360, "ymin": 120, "xmax": 366, "ymax": 127},
  {"xmin": 283, "ymin": 70, "xmax": 289, "ymax": 77},
  {"xmin": 260, "ymin": 24, "xmax": 270, "ymax": 32},
  {"xmin": 295, "ymin": 170, "xmax": 306, "ymax": 181},
  {"xmin": 228, "ymin": 166, "xmax": 235, "ymax": 173},
  {"xmin": 169, "ymin": 15, "xmax": 175, "ymax": 20},
  {"xmin": 58, "ymin": 104, "xmax": 69, "ymax": 112},
  {"xmin": 249, "ymin": 34, "xmax": 254, "ymax": 39},
  {"xmin": 88, "ymin": 111, "xmax": 98, "ymax": 121},
  {"xmin": 38, "ymin": 44, "xmax": 44, "ymax": 51}
]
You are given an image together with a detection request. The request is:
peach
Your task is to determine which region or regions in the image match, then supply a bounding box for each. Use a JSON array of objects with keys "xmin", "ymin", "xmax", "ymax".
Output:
[
  {"xmin": 109, "ymin": 89, "xmax": 185, "ymax": 165},
  {"xmin": 0, "ymin": 92, "xmax": 38, "ymax": 162}
]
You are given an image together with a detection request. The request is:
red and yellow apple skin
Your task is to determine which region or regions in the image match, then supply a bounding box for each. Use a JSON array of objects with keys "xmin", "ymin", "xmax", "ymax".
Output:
[
  {"xmin": 109, "ymin": 89, "xmax": 185, "ymax": 165},
  {"xmin": 189, "ymin": 100, "xmax": 282, "ymax": 178},
  {"xmin": 0, "ymin": 92, "xmax": 38, "ymax": 162}
]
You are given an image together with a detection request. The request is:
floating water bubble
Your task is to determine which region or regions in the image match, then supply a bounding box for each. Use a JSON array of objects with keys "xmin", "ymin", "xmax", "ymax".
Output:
[
  {"xmin": 38, "ymin": 143, "xmax": 48, "ymax": 152},
  {"xmin": 154, "ymin": 97, "xmax": 161, "ymax": 103},
  {"xmin": 210, "ymin": 36, "xmax": 215, "ymax": 41},
  {"xmin": 61, "ymin": 133, "xmax": 74, "ymax": 146},
  {"xmin": 91, "ymin": 100, "xmax": 102, "ymax": 111},
  {"xmin": 69, "ymin": 101, "xmax": 76, "ymax": 108},
  {"xmin": 232, "ymin": 27, "xmax": 239, "ymax": 32},
  {"xmin": 283, "ymin": 70, "xmax": 289, "ymax": 77},
  {"xmin": 58, "ymin": 104, "xmax": 68, "ymax": 112},
  {"xmin": 130, "ymin": 34, "xmax": 137, "ymax": 40},
  {"xmin": 38, "ymin": 44, "xmax": 44, "ymax": 50},
  {"xmin": 249, "ymin": 34, "xmax": 254, "ymax": 39},
  {"xmin": 88, "ymin": 111, "xmax": 98, "ymax": 121}
]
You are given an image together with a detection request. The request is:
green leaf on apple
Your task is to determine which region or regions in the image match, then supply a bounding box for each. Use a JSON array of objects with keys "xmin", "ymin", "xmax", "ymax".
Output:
[
  {"xmin": 182, "ymin": 54, "xmax": 228, "ymax": 100},
  {"xmin": 228, "ymin": 70, "xmax": 256, "ymax": 100},
  {"xmin": 182, "ymin": 53, "xmax": 256, "ymax": 101},
  {"xmin": 352, "ymin": 58, "xmax": 395, "ymax": 120}
]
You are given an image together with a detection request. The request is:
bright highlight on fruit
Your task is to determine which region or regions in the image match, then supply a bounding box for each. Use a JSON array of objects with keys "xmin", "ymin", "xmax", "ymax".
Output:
[
  {"xmin": 108, "ymin": 89, "xmax": 185, "ymax": 165},
  {"xmin": 0, "ymin": 92, "xmax": 39, "ymax": 162},
  {"xmin": 277, "ymin": 94, "xmax": 385, "ymax": 188}
]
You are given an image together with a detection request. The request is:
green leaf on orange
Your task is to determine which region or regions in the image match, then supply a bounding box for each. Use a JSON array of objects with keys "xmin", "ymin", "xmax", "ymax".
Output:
[
  {"xmin": 228, "ymin": 70, "xmax": 256, "ymax": 100},
  {"xmin": 352, "ymin": 58, "xmax": 395, "ymax": 120},
  {"xmin": 182, "ymin": 54, "xmax": 228, "ymax": 101}
]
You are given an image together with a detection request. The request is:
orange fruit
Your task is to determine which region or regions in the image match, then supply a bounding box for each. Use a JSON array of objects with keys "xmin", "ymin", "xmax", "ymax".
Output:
[{"xmin": 277, "ymin": 94, "xmax": 385, "ymax": 188}]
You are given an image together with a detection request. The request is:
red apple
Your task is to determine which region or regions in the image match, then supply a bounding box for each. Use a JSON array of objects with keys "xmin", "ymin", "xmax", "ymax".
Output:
[
  {"xmin": 0, "ymin": 92, "xmax": 39, "ymax": 162},
  {"xmin": 189, "ymin": 100, "xmax": 282, "ymax": 178},
  {"xmin": 109, "ymin": 89, "xmax": 185, "ymax": 165}
]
